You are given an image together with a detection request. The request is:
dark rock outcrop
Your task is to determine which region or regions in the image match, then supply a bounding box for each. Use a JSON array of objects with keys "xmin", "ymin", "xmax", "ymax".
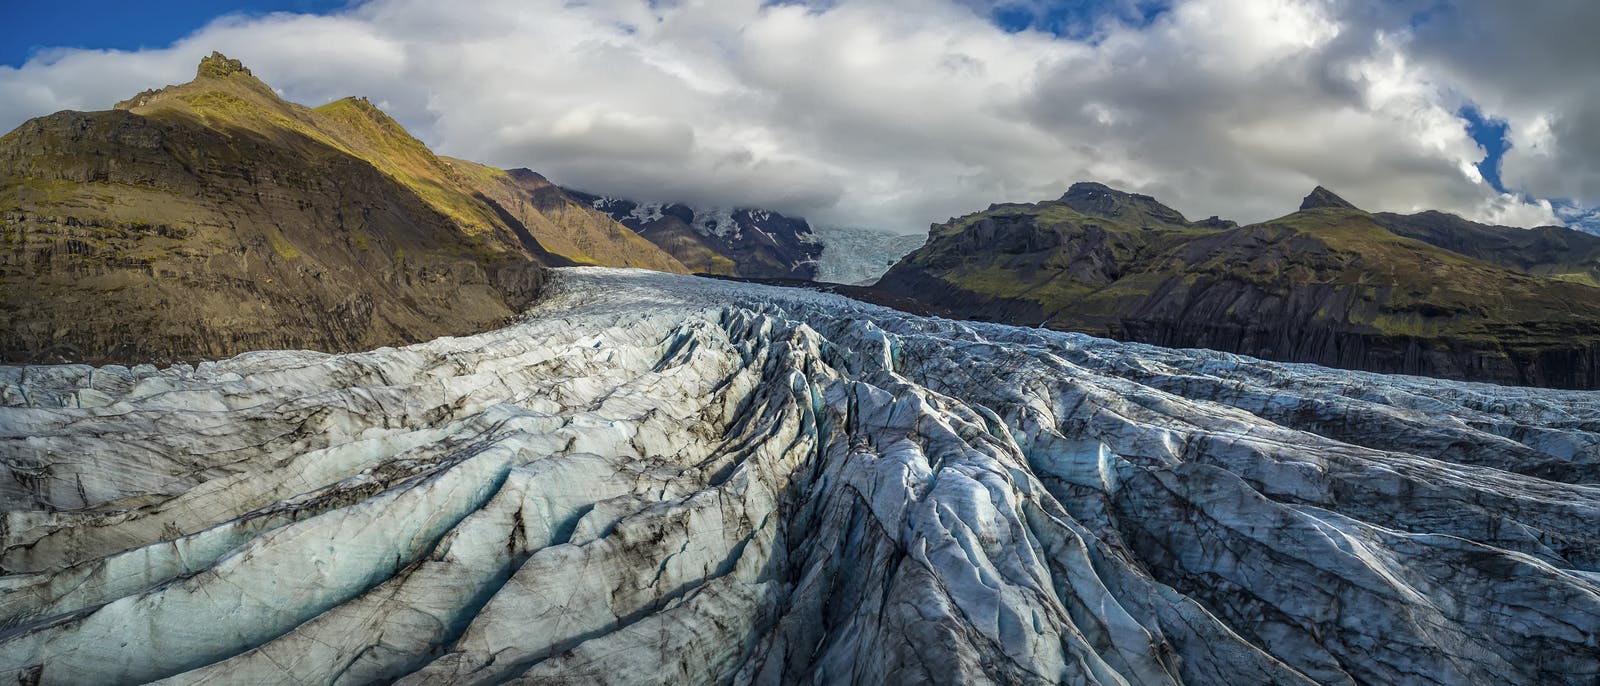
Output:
[
  {"xmin": 195, "ymin": 50, "xmax": 251, "ymax": 79},
  {"xmin": 1299, "ymin": 185, "xmax": 1358, "ymax": 210}
]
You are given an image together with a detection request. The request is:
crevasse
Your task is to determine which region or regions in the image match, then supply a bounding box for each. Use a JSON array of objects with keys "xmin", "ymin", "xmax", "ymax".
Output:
[{"xmin": 1, "ymin": 268, "xmax": 1597, "ymax": 685}]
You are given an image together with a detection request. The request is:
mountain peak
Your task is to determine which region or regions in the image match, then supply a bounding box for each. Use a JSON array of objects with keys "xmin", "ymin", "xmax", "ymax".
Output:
[
  {"xmin": 115, "ymin": 51, "xmax": 271, "ymax": 111},
  {"xmin": 1062, "ymin": 181, "xmax": 1117, "ymax": 196},
  {"xmin": 1059, "ymin": 181, "xmax": 1189, "ymax": 227},
  {"xmin": 196, "ymin": 51, "xmax": 252, "ymax": 79},
  {"xmin": 1300, "ymin": 186, "xmax": 1359, "ymax": 211}
]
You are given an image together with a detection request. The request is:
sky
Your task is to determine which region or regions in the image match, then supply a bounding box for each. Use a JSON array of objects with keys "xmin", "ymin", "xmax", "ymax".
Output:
[{"xmin": 1, "ymin": 0, "xmax": 1596, "ymax": 234}]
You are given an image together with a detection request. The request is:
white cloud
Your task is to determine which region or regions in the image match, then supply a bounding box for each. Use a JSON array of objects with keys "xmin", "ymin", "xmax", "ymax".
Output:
[
  {"xmin": 0, "ymin": 0, "xmax": 1579, "ymax": 232},
  {"xmin": 1391, "ymin": 1, "xmax": 1600, "ymax": 217}
]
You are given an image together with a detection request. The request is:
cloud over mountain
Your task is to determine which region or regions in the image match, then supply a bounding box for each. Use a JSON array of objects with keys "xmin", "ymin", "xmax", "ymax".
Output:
[{"xmin": 0, "ymin": 0, "xmax": 1588, "ymax": 232}]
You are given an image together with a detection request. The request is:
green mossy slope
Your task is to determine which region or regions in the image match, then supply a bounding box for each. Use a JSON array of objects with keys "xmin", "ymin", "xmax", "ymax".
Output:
[{"xmin": 878, "ymin": 184, "xmax": 1600, "ymax": 389}]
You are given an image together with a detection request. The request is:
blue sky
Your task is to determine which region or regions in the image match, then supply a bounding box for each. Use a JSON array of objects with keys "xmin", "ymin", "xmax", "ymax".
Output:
[
  {"xmin": 1459, "ymin": 105, "xmax": 1599, "ymax": 232},
  {"xmin": 0, "ymin": 1, "xmax": 348, "ymax": 67},
  {"xmin": 2, "ymin": 0, "xmax": 1172, "ymax": 65},
  {"xmin": 987, "ymin": 0, "xmax": 1168, "ymax": 37},
  {"xmin": 1459, "ymin": 106, "xmax": 1508, "ymax": 193}
]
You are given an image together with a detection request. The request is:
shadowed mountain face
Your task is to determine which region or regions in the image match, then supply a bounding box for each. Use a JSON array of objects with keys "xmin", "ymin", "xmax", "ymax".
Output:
[
  {"xmin": 876, "ymin": 183, "xmax": 1600, "ymax": 389},
  {"xmin": 0, "ymin": 52, "xmax": 688, "ymax": 365},
  {"xmin": 565, "ymin": 190, "xmax": 823, "ymax": 280}
]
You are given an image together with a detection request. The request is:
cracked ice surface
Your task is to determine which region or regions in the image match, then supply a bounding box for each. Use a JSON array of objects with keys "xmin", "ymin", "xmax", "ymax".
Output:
[{"xmin": 2, "ymin": 267, "xmax": 1599, "ymax": 685}]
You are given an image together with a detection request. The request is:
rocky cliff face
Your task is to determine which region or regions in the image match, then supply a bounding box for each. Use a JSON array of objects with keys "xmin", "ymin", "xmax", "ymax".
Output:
[
  {"xmin": 568, "ymin": 190, "xmax": 822, "ymax": 279},
  {"xmin": 876, "ymin": 183, "xmax": 1600, "ymax": 389},
  {"xmin": 0, "ymin": 53, "xmax": 687, "ymax": 365},
  {"xmin": 1, "ymin": 268, "xmax": 1595, "ymax": 684}
]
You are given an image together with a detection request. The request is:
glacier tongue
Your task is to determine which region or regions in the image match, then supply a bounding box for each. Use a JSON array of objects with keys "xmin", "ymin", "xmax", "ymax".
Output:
[{"xmin": 2, "ymin": 267, "xmax": 1598, "ymax": 685}]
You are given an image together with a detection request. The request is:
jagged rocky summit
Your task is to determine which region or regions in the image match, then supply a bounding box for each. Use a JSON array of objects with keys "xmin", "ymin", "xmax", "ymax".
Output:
[
  {"xmin": 2, "ymin": 267, "xmax": 1596, "ymax": 684},
  {"xmin": 1299, "ymin": 185, "xmax": 1360, "ymax": 211},
  {"xmin": 876, "ymin": 182, "xmax": 1600, "ymax": 389}
]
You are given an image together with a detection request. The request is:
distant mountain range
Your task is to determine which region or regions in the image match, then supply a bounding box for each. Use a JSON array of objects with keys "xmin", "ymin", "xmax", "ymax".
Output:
[
  {"xmin": 874, "ymin": 182, "xmax": 1600, "ymax": 388},
  {"xmin": 564, "ymin": 191, "xmax": 925, "ymax": 284},
  {"xmin": 563, "ymin": 191, "xmax": 823, "ymax": 280}
]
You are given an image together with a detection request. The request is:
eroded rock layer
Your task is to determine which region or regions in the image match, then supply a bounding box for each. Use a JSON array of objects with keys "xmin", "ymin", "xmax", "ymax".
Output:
[{"xmin": 2, "ymin": 268, "xmax": 1597, "ymax": 685}]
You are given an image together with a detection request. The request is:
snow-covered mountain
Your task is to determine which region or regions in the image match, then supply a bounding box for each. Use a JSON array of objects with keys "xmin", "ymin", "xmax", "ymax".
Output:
[
  {"xmin": 810, "ymin": 224, "xmax": 924, "ymax": 285},
  {"xmin": 563, "ymin": 191, "xmax": 823, "ymax": 280},
  {"xmin": 3, "ymin": 269, "xmax": 1598, "ymax": 684}
]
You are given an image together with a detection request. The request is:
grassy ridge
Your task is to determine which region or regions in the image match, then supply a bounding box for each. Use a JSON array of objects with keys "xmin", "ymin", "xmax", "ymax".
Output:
[
  {"xmin": 0, "ymin": 52, "xmax": 687, "ymax": 363},
  {"xmin": 116, "ymin": 54, "xmax": 686, "ymax": 272},
  {"xmin": 878, "ymin": 184, "xmax": 1600, "ymax": 387}
]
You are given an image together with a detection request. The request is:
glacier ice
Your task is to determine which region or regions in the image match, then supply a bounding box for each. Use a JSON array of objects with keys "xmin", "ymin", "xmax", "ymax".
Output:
[
  {"xmin": 2, "ymin": 267, "xmax": 1597, "ymax": 684},
  {"xmin": 811, "ymin": 224, "xmax": 923, "ymax": 285}
]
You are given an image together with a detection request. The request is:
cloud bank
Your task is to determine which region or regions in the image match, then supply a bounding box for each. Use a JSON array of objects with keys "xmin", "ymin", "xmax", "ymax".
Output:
[{"xmin": 0, "ymin": 0, "xmax": 1591, "ymax": 233}]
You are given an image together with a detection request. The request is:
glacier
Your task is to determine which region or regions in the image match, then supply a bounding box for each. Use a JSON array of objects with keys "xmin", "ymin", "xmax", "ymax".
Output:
[
  {"xmin": 810, "ymin": 225, "xmax": 923, "ymax": 285},
  {"xmin": 2, "ymin": 267, "xmax": 1598, "ymax": 685}
]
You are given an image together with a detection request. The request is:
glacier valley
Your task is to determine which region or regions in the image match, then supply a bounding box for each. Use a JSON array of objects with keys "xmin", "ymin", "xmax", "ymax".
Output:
[{"xmin": 2, "ymin": 268, "xmax": 1598, "ymax": 685}]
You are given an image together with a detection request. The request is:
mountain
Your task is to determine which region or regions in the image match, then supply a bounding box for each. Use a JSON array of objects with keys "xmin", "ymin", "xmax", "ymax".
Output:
[
  {"xmin": 875, "ymin": 182, "xmax": 1600, "ymax": 389},
  {"xmin": 0, "ymin": 52, "xmax": 687, "ymax": 364},
  {"xmin": 1371, "ymin": 209, "xmax": 1600, "ymax": 286},
  {"xmin": 566, "ymin": 190, "xmax": 822, "ymax": 279},
  {"xmin": 4, "ymin": 268, "xmax": 1596, "ymax": 684}
]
